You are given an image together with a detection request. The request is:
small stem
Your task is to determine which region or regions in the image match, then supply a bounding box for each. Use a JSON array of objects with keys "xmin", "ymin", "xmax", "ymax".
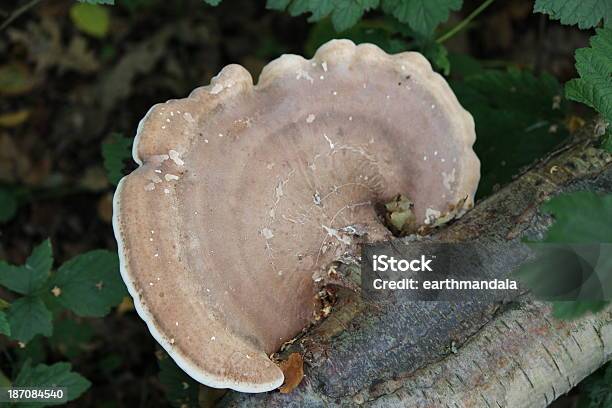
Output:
[
  {"xmin": 436, "ymin": 0, "xmax": 496, "ymax": 44},
  {"xmin": 0, "ymin": 0, "xmax": 42, "ymax": 31}
]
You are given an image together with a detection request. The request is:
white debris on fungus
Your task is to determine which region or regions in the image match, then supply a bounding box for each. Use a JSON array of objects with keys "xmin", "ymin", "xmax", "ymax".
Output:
[
  {"xmin": 183, "ymin": 112, "xmax": 195, "ymax": 123},
  {"xmin": 323, "ymin": 133, "xmax": 335, "ymax": 150},
  {"xmin": 261, "ymin": 228, "xmax": 274, "ymax": 240},
  {"xmin": 424, "ymin": 208, "xmax": 441, "ymax": 225},
  {"xmin": 169, "ymin": 150, "xmax": 184, "ymax": 166},
  {"xmin": 296, "ymin": 69, "xmax": 314, "ymax": 84},
  {"xmin": 210, "ymin": 83, "xmax": 224, "ymax": 94},
  {"xmin": 165, "ymin": 174, "xmax": 180, "ymax": 182},
  {"xmin": 322, "ymin": 225, "xmax": 351, "ymax": 245},
  {"xmin": 442, "ymin": 168, "xmax": 456, "ymax": 190}
]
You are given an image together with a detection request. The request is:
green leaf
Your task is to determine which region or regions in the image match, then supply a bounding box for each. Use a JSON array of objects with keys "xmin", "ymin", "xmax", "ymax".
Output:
[
  {"xmin": 447, "ymin": 52, "xmax": 483, "ymax": 78},
  {"xmin": 15, "ymin": 360, "xmax": 91, "ymax": 406},
  {"xmin": 452, "ymin": 68, "xmax": 569, "ymax": 197},
  {"xmin": 0, "ymin": 187, "xmax": 17, "ymax": 223},
  {"xmin": 102, "ymin": 133, "xmax": 133, "ymax": 186},
  {"xmin": 305, "ymin": 18, "xmax": 408, "ymax": 56},
  {"xmin": 534, "ymin": 0, "xmax": 611, "ymax": 29},
  {"xmin": 415, "ymin": 36, "xmax": 450, "ymax": 75},
  {"xmin": 49, "ymin": 319, "xmax": 94, "ymax": 359},
  {"xmin": 267, "ymin": 0, "xmax": 380, "ymax": 32},
  {"xmin": 0, "ymin": 310, "xmax": 9, "ymax": 336},
  {"xmin": 0, "ymin": 240, "xmax": 53, "ymax": 295},
  {"xmin": 8, "ymin": 297, "xmax": 53, "ymax": 343},
  {"xmin": 70, "ymin": 3, "xmax": 110, "ymax": 38},
  {"xmin": 267, "ymin": 0, "xmax": 291, "ymax": 10},
  {"xmin": 552, "ymin": 301, "xmax": 608, "ymax": 320},
  {"xmin": 50, "ymin": 250, "xmax": 127, "ymax": 317},
  {"xmin": 203, "ymin": 0, "xmax": 222, "ymax": 5},
  {"xmin": 14, "ymin": 336, "xmax": 47, "ymax": 368},
  {"xmin": 513, "ymin": 192, "xmax": 612, "ymax": 320},
  {"xmin": 542, "ymin": 192, "xmax": 612, "ymax": 243},
  {"xmin": 565, "ymin": 27, "xmax": 612, "ymax": 125},
  {"xmin": 381, "ymin": 0, "xmax": 462, "ymax": 35},
  {"xmin": 158, "ymin": 351, "xmax": 200, "ymax": 408}
]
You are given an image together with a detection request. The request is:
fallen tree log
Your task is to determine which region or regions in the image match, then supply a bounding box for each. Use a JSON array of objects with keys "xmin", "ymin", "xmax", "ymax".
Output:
[{"xmin": 222, "ymin": 123, "xmax": 612, "ymax": 407}]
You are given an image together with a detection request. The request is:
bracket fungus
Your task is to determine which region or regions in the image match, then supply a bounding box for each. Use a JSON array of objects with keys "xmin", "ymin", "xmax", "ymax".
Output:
[{"xmin": 112, "ymin": 39, "xmax": 480, "ymax": 393}]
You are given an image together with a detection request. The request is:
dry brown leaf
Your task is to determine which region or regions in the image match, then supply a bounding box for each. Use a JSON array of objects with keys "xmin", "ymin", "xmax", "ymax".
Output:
[
  {"xmin": 0, "ymin": 134, "xmax": 31, "ymax": 183},
  {"xmin": 567, "ymin": 115, "xmax": 586, "ymax": 134},
  {"xmin": 278, "ymin": 353, "xmax": 304, "ymax": 394},
  {"xmin": 8, "ymin": 18, "xmax": 99, "ymax": 74},
  {"xmin": 97, "ymin": 193, "xmax": 114, "ymax": 223},
  {"xmin": 115, "ymin": 296, "xmax": 134, "ymax": 315}
]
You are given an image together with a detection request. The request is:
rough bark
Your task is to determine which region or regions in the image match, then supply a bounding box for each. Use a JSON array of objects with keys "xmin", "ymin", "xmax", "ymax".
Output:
[{"xmin": 221, "ymin": 124, "xmax": 612, "ymax": 407}]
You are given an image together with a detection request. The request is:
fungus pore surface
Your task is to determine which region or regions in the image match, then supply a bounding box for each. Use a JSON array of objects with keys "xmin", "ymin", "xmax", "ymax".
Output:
[{"xmin": 112, "ymin": 40, "xmax": 480, "ymax": 393}]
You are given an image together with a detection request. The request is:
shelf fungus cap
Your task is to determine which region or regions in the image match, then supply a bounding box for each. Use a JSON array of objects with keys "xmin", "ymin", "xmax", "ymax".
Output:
[{"xmin": 112, "ymin": 39, "xmax": 479, "ymax": 393}]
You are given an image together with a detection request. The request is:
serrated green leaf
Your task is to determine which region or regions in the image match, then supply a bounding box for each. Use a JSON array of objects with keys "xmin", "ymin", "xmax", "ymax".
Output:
[
  {"xmin": 381, "ymin": 0, "xmax": 462, "ymax": 35},
  {"xmin": 542, "ymin": 192, "xmax": 612, "ymax": 243},
  {"xmin": 267, "ymin": 0, "xmax": 380, "ymax": 32},
  {"xmin": 102, "ymin": 133, "xmax": 133, "ymax": 186},
  {"xmin": 49, "ymin": 250, "xmax": 126, "ymax": 317},
  {"xmin": 332, "ymin": 0, "xmax": 379, "ymax": 32},
  {"xmin": 0, "ymin": 240, "xmax": 53, "ymax": 295},
  {"xmin": 534, "ymin": 0, "xmax": 611, "ymax": 29},
  {"xmin": 0, "ymin": 310, "xmax": 9, "ymax": 336},
  {"xmin": 158, "ymin": 351, "xmax": 200, "ymax": 408},
  {"xmin": 26, "ymin": 239, "xmax": 53, "ymax": 279},
  {"xmin": 565, "ymin": 28, "xmax": 612, "ymax": 125},
  {"xmin": 8, "ymin": 297, "xmax": 53, "ymax": 343},
  {"xmin": 0, "ymin": 187, "xmax": 17, "ymax": 223},
  {"xmin": 70, "ymin": 3, "xmax": 110, "ymax": 38},
  {"xmin": 452, "ymin": 69, "xmax": 568, "ymax": 197},
  {"xmin": 416, "ymin": 37, "xmax": 450, "ymax": 75},
  {"xmin": 203, "ymin": 0, "xmax": 222, "ymax": 5},
  {"xmin": 15, "ymin": 360, "xmax": 91, "ymax": 406}
]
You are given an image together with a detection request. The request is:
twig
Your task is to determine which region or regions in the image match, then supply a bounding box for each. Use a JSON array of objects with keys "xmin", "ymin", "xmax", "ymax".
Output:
[
  {"xmin": 0, "ymin": 0, "xmax": 42, "ymax": 32},
  {"xmin": 436, "ymin": 0, "xmax": 496, "ymax": 44}
]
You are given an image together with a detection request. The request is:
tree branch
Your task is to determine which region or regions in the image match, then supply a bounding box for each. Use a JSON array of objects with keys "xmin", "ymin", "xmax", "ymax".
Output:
[{"xmin": 222, "ymin": 123, "xmax": 612, "ymax": 407}]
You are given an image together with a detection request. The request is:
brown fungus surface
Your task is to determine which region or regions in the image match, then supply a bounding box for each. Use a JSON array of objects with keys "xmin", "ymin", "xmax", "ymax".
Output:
[{"xmin": 112, "ymin": 39, "xmax": 480, "ymax": 393}]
